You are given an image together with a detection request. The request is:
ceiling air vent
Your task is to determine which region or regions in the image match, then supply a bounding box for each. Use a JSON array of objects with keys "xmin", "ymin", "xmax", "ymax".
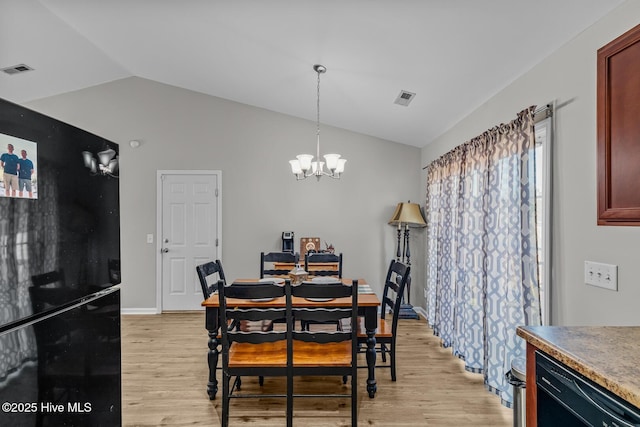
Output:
[
  {"xmin": 394, "ymin": 90, "xmax": 416, "ymax": 107},
  {"xmin": 1, "ymin": 64, "xmax": 34, "ymax": 75}
]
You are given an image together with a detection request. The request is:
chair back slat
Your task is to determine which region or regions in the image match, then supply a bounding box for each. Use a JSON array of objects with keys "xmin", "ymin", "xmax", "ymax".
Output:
[
  {"xmin": 384, "ymin": 279, "xmax": 401, "ymax": 294},
  {"xmin": 225, "ymin": 308, "xmax": 288, "ymax": 322},
  {"xmin": 293, "ymin": 307, "xmax": 352, "ymax": 323},
  {"xmin": 304, "ymin": 252, "xmax": 343, "ymax": 277},
  {"xmin": 223, "ymin": 282, "xmax": 284, "ymax": 299},
  {"xmin": 261, "ymin": 267, "xmax": 291, "ymax": 277},
  {"xmin": 294, "ymin": 280, "xmax": 351, "ymax": 299},
  {"xmin": 292, "ymin": 330, "xmax": 352, "ymax": 344},
  {"xmin": 31, "ymin": 269, "xmax": 65, "ymax": 287},
  {"xmin": 229, "ymin": 331, "xmax": 287, "ymax": 344},
  {"xmin": 383, "ymin": 295, "xmax": 396, "ymax": 312}
]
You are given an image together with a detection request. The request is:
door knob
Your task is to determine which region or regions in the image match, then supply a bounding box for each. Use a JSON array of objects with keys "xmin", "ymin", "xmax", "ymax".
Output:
[{"xmin": 161, "ymin": 248, "xmax": 169, "ymax": 253}]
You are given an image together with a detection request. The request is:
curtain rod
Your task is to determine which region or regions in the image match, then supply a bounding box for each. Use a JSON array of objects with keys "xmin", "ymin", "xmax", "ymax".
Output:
[
  {"xmin": 534, "ymin": 103, "xmax": 553, "ymax": 123},
  {"xmin": 421, "ymin": 103, "xmax": 554, "ymax": 170}
]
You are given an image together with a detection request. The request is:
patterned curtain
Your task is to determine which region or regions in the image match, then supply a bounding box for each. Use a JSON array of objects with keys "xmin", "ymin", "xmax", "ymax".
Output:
[{"xmin": 425, "ymin": 106, "xmax": 542, "ymax": 406}]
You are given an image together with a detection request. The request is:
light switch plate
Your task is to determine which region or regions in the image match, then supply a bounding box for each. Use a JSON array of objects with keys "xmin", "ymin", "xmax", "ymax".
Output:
[
  {"xmin": 584, "ymin": 261, "xmax": 617, "ymax": 291},
  {"xmin": 146, "ymin": 234, "xmax": 154, "ymax": 244}
]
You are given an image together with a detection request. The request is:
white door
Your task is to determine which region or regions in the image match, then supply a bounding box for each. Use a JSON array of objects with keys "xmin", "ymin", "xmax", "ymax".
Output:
[{"xmin": 157, "ymin": 171, "xmax": 221, "ymax": 311}]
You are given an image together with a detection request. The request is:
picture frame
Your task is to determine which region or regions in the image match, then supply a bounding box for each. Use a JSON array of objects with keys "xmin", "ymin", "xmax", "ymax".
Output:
[{"xmin": 300, "ymin": 237, "xmax": 321, "ymax": 260}]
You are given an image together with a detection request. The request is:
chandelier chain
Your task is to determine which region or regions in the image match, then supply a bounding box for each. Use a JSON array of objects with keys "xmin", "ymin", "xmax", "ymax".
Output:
[
  {"xmin": 317, "ymin": 69, "xmax": 321, "ymax": 137},
  {"xmin": 316, "ymin": 68, "xmax": 321, "ymax": 164}
]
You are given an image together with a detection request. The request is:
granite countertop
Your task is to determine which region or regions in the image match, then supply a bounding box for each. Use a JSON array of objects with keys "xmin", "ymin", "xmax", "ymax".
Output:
[{"xmin": 517, "ymin": 326, "xmax": 640, "ymax": 409}]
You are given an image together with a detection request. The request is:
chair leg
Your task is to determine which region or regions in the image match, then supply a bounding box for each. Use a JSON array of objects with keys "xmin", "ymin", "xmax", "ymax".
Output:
[
  {"xmin": 237, "ymin": 376, "xmax": 242, "ymax": 390},
  {"xmin": 381, "ymin": 343, "xmax": 387, "ymax": 363},
  {"xmin": 390, "ymin": 339, "xmax": 397, "ymax": 382},
  {"xmin": 342, "ymin": 375, "xmax": 347, "ymax": 384},
  {"xmin": 287, "ymin": 369, "xmax": 293, "ymax": 427},
  {"xmin": 222, "ymin": 374, "xmax": 230, "ymax": 427},
  {"xmin": 259, "ymin": 376, "xmax": 264, "ymax": 386},
  {"xmin": 351, "ymin": 370, "xmax": 358, "ymax": 426}
]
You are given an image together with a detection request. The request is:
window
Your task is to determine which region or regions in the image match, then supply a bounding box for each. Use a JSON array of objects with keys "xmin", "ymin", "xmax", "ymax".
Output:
[{"xmin": 534, "ymin": 115, "xmax": 553, "ymax": 325}]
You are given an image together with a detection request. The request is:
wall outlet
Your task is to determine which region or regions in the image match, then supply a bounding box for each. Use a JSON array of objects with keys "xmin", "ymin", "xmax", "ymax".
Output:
[{"xmin": 584, "ymin": 261, "xmax": 617, "ymax": 291}]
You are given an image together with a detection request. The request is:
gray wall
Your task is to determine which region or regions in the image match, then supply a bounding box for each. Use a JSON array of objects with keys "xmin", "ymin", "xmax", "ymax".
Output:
[
  {"xmin": 421, "ymin": 0, "xmax": 640, "ymax": 326},
  {"xmin": 27, "ymin": 77, "xmax": 424, "ymax": 311}
]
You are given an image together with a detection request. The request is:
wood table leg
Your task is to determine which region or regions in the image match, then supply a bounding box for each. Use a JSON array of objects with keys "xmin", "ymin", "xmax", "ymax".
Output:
[
  {"xmin": 207, "ymin": 331, "xmax": 219, "ymax": 400},
  {"xmin": 205, "ymin": 307, "xmax": 219, "ymax": 400},
  {"xmin": 364, "ymin": 303, "xmax": 378, "ymax": 398},
  {"xmin": 365, "ymin": 328, "xmax": 377, "ymax": 397}
]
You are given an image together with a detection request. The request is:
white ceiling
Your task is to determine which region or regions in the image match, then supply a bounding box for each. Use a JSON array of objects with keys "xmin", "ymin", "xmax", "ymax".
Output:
[{"xmin": 0, "ymin": 0, "xmax": 624, "ymax": 147}]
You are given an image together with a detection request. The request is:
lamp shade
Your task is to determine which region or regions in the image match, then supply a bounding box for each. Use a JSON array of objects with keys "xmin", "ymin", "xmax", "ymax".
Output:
[
  {"xmin": 324, "ymin": 153, "xmax": 340, "ymax": 170},
  {"xmin": 108, "ymin": 158, "xmax": 119, "ymax": 174},
  {"xmin": 388, "ymin": 202, "xmax": 426, "ymax": 227},
  {"xmin": 296, "ymin": 154, "xmax": 313, "ymax": 172},
  {"xmin": 311, "ymin": 161, "xmax": 324, "ymax": 174},
  {"xmin": 289, "ymin": 159, "xmax": 303, "ymax": 174},
  {"xmin": 97, "ymin": 149, "xmax": 116, "ymax": 167},
  {"xmin": 82, "ymin": 151, "xmax": 94, "ymax": 169}
]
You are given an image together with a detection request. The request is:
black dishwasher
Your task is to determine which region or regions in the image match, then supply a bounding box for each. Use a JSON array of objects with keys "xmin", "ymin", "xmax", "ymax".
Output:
[{"xmin": 536, "ymin": 350, "xmax": 640, "ymax": 426}]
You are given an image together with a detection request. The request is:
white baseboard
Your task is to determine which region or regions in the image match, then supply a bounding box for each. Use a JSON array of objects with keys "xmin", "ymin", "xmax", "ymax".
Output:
[
  {"xmin": 121, "ymin": 308, "xmax": 160, "ymax": 315},
  {"xmin": 121, "ymin": 306, "xmax": 428, "ymax": 318},
  {"xmin": 413, "ymin": 306, "xmax": 427, "ymax": 319}
]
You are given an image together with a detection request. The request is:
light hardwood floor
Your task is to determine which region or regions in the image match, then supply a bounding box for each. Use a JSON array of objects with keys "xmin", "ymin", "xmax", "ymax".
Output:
[{"xmin": 121, "ymin": 313, "xmax": 511, "ymax": 426}]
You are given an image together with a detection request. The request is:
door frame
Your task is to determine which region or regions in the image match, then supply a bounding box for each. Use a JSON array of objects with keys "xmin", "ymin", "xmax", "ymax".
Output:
[{"xmin": 155, "ymin": 170, "xmax": 222, "ymax": 313}]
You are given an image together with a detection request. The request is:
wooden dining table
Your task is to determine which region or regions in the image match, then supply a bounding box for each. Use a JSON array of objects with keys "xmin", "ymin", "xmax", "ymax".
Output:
[{"xmin": 201, "ymin": 278, "xmax": 381, "ymax": 399}]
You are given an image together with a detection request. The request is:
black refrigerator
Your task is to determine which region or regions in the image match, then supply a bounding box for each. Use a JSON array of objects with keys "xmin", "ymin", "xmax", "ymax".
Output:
[{"xmin": 0, "ymin": 98, "xmax": 122, "ymax": 426}]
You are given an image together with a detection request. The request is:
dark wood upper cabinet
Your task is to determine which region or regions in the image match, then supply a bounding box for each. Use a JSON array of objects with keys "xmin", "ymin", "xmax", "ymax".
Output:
[{"xmin": 597, "ymin": 23, "xmax": 640, "ymax": 225}]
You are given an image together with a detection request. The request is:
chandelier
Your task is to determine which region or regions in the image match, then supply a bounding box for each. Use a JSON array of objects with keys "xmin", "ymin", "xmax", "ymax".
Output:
[
  {"xmin": 82, "ymin": 148, "xmax": 119, "ymax": 178},
  {"xmin": 289, "ymin": 64, "xmax": 346, "ymax": 181}
]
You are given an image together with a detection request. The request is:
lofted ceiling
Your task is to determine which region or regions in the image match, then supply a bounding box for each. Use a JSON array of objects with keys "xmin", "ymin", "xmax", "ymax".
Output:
[{"xmin": 0, "ymin": 0, "xmax": 625, "ymax": 147}]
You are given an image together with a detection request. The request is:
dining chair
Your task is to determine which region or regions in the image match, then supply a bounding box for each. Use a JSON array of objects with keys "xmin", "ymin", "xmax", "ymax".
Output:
[
  {"xmin": 260, "ymin": 251, "xmax": 299, "ymax": 278},
  {"xmin": 218, "ymin": 279, "xmax": 289, "ymax": 427},
  {"xmin": 304, "ymin": 252, "xmax": 343, "ymax": 277},
  {"xmin": 357, "ymin": 260, "xmax": 410, "ymax": 381},
  {"xmin": 29, "ymin": 269, "xmax": 82, "ymax": 314},
  {"xmin": 260, "ymin": 251, "xmax": 298, "ymax": 327},
  {"xmin": 107, "ymin": 258, "xmax": 121, "ymax": 284},
  {"xmin": 31, "ymin": 269, "xmax": 66, "ymax": 288},
  {"xmin": 302, "ymin": 253, "xmax": 344, "ymax": 331},
  {"xmin": 196, "ymin": 260, "xmax": 269, "ymax": 389},
  {"xmin": 287, "ymin": 279, "xmax": 358, "ymax": 426},
  {"xmin": 196, "ymin": 260, "xmax": 227, "ymax": 299}
]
